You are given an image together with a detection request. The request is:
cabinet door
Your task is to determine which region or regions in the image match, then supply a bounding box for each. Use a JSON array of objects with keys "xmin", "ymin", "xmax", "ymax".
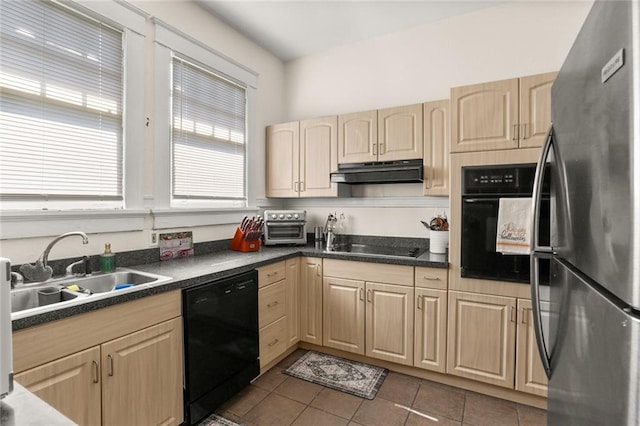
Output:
[
  {"xmin": 101, "ymin": 317, "xmax": 183, "ymax": 426},
  {"xmin": 378, "ymin": 103, "xmax": 423, "ymax": 161},
  {"xmin": 519, "ymin": 72, "xmax": 557, "ymax": 149},
  {"xmin": 414, "ymin": 288, "xmax": 447, "ymax": 373},
  {"xmin": 365, "ymin": 282, "xmax": 414, "ymax": 366},
  {"xmin": 300, "ymin": 257, "xmax": 323, "ymax": 344},
  {"xmin": 323, "ymin": 276, "xmax": 365, "ymax": 355},
  {"xmin": 450, "ymin": 78, "xmax": 519, "ymax": 153},
  {"xmin": 15, "ymin": 346, "xmax": 101, "ymax": 426},
  {"xmin": 285, "ymin": 257, "xmax": 301, "ymax": 345},
  {"xmin": 516, "ymin": 299, "xmax": 548, "ymax": 396},
  {"xmin": 338, "ymin": 110, "xmax": 377, "ymax": 164},
  {"xmin": 300, "ymin": 116, "xmax": 338, "ymax": 197},
  {"xmin": 423, "ymin": 99, "xmax": 450, "ymax": 196},
  {"xmin": 266, "ymin": 122, "xmax": 299, "ymax": 198},
  {"xmin": 447, "ymin": 291, "xmax": 516, "ymax": 388}
]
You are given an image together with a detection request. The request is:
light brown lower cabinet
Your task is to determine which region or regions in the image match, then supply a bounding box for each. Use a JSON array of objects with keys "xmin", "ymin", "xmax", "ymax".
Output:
[
  {"xmin": 447, "ymin": 291, "xmax": 548, "ymax": 395},
  {"xmin": 16, "ymin": 317, "xmax": 183, "ymax": 426},
  {"xmin": 300, "ymin": 257, "xmax": 323, "ymax": 345},
  {"xmin": 515, "ymin": 299, "xmax": 548, "ymax": 397},
  {"xmin": 414, "ymin": 287, "xmax": 447, "ymax": 373},
  {"xmin": 15, "ymin": 347, "xmax": 102, "ymax": 426},
  {"xmin": 322, "ymin": 274, "xmax": 414, "ymax": 367}
]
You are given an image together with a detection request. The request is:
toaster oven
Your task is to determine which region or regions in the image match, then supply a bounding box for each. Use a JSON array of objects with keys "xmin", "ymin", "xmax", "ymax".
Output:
[{"xmin": 263, "ymin": 210, "xmax": 307, "ymax": 246}]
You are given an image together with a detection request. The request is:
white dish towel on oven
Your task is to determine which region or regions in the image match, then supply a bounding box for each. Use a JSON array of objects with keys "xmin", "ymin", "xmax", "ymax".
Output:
[{"xmin": 496, "ymin": 198, "xmax": 532, "ymax": 255}]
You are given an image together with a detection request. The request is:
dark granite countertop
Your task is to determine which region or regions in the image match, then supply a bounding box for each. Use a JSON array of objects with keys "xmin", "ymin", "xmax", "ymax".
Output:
[{"xmin": 12, "ymin": 244, "xmax": 448, "ymax": 331}]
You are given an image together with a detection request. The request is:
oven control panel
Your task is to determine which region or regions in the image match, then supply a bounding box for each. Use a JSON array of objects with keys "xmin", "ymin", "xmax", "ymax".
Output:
[
  {"xmin": 264, "ymin": 210, "xmax": 306, "ymax": 222},
  {"xmin": 462, "ymin": 163, "xmax": 537, "ymax": 195}
]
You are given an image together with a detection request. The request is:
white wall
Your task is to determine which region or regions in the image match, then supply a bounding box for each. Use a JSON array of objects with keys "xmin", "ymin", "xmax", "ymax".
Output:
[
  {"xmin": 284, "ymin": 1, "xmax": 593, "ymax": 120},
  {"xmin": 282, "ymin": 0, "xmax": 593, "ymax": 238},
  {"xmin": 0, "ymin": 0, "xmax": 286, "ymax": 264}
]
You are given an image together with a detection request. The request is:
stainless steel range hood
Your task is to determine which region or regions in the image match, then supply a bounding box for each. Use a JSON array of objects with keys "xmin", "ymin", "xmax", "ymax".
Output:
[{"xmin": 330, "ymin": 159, "xmax": 423, "ymax": 184}]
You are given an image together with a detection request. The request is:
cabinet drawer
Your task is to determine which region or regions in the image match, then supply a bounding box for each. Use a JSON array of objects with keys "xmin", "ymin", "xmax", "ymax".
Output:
[
  {"xmin": 323, "ymin": 259, "xmax": 413, "ymax": 286},
  {"xmin": 259, "ymin": 281, "xmax": 286, "ymax": 328},
  {"xmin": 259, "ymin": 316, "xmax": 287, "ymax": 368},
  {"xmin": 258, "ymin": 261, "xmax": 286, "ymax": 288},
  {"xmin": 415, "ymin": 267, "xmax": 448, "ymax": 290}
]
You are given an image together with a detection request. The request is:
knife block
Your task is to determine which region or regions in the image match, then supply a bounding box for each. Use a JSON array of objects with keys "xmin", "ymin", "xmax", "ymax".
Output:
[{"xmin": 230, "ymin": 227, "xmax": 261, "ymax": 252}]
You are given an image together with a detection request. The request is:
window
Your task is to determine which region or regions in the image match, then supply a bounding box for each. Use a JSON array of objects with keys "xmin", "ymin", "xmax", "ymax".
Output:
[
  {"xmin": 0, "ymin": 0, "xmax": 123, "ymax": 209},
  {"xmin": 171, "ymin": 55, "xmax": 247, "ymax": 206}
]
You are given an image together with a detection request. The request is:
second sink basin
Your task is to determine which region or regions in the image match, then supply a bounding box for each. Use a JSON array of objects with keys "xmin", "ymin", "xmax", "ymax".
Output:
[{"xmin": 58, "ymin": 270, "xmax": 166, "ymax": 294}]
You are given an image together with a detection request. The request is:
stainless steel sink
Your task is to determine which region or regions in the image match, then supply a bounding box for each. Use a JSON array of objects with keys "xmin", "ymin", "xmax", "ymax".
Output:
[
  {"xmin": 10, "ymin": 268, "xmax": 173, "ymax": 319},
  {"xmin": 55, "ymin": 270, "xmax": 166, "ymax": 294},
  {"xmin": 11, "ymin": 286, "xmax": 81, "ymax": 313}
]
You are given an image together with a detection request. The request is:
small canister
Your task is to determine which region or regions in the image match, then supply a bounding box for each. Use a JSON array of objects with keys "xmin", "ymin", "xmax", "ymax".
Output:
[{"xmin": 314, "ymin": 226, "xmax": 323, "ymax": 249}]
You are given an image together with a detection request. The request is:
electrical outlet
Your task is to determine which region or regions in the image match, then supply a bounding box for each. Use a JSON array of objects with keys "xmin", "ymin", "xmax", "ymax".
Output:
[{"xmin": 150, "ymin": 231, "xmax": 158, "ymax": 246}]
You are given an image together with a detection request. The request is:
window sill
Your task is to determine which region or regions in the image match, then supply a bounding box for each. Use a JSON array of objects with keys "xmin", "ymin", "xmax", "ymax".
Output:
[
  {"xmin": 151, "ymin": 207, "xmax": 259, "ymax": 229},
  {"xmin": 0, "ymin": 209, "xmax": 148, "ymax": 239}
]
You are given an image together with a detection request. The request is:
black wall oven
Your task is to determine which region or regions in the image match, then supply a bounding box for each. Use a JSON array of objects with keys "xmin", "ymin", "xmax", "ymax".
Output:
[{"xmin": 460, "ymin": 163, "xmax": 550, "ymax": 284}]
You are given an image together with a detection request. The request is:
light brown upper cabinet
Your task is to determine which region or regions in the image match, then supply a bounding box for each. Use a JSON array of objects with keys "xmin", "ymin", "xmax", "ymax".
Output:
[
  {"xmin": 266, "ymin": 116, "xmax": 338, "ymax": 198},
  {"xmin": 423, "ymin": 99, "xmax": 450, "ymax": 196},
  {"xmin": 450, "ymin": 72, "xmax": 557, "ymax": 153},
  {"xmin": 338, "ymin": 104, "xmax": 423, "ymax": 164},
  {"xmin": 377, "ymin": 103, "xmax": 424, "ymax": 161},
  {"xmin": 338, "ymin": 110, "xmax": 378, "ymax": 163}
]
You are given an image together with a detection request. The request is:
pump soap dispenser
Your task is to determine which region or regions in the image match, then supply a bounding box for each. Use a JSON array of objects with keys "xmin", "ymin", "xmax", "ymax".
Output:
[{"xmin": 100, "ymin": 243, "xmax": 116, "ymax": 273}]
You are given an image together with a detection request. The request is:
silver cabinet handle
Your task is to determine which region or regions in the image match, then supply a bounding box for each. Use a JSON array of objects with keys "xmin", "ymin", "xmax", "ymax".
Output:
[
  {"xmin": 521, "ymin": 308, "xmax": 529, "ymax": 324},
  {"xmin": 267, "ymin": 271, "xmax": 279, "ymax": 277},
  {"xmin": 522, "ymin": 123, "xmax": 529, "ymax": 140},
  {"xmin": 366, "ymin": 289, "xmax": 372, "ymax": 303},
  {"xmin": 268, "ymin": 338, "xmax": 279, "ymax": 347},
  {"xmin": 92, "ymin": 360, "xmax": 99, "ymax": 384},
  {"xmin": 316, "ymin": 264, "xmax": 321, "ymax": 277},
  {"xmin": 512, "ymin": 124, "xmax": 518, "ymax": 141},
  {"xmin": 378, "ymin": 142, "xmax": 385, "ymax": 155},
  {"xmin": 294, "ymin": 181, "xmax": 299, "ymax": 192},
  {"xmin": 359, "ymin": 288, "xmax": 364, "ymax": 301},
  {"xmin": 107, "ymin": 354, "xmax": 114, "ymax": 377},
  {"xmin": 267, "ymin": 301, "xmax": 279, "ymax": 308},
  {"xmin": 417, "ymin": 295, "xmax": 423, "ymax": 310},
  {"xmin": 422, "ymin": 275, "xmax": 441, "ymax": 281},
  {"xmin": 372, "ymin": 144, "xmax": 377, "ymax": 156},
  {"xmin": 300, "ymin": 181, "xmax": 305, "ymax": 192}
]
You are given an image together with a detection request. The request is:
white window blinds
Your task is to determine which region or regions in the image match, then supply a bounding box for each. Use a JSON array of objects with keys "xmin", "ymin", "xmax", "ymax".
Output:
[
  {"xmin": 0, "ymin": 0, "xmax": 123, "ymax": 203},
  {"xmin": 172, "ymin": 56, "xmax": 247, "ymax": 201}
]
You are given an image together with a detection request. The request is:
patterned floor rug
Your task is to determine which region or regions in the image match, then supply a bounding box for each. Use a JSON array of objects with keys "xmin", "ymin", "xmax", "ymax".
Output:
[
  {"xmin": 198, "ymin": 413, "xmax": 243, "ymax": 426},
  {"xmin": 283, "ymin": 351, "xmax": 388, "ymax": 400}
]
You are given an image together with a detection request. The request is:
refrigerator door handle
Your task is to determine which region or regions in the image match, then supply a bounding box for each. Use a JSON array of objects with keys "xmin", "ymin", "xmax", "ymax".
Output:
[
  {"xmin": 532, "ymin": 127, "xmax": 554, "ymax": 254},
  {"xmin": 531, "ymin": 251, "xmax": 552, "ymax": 378},
  {"xmin": 530, "ymin": 127, "xmax": 555, "ymax": 379}
]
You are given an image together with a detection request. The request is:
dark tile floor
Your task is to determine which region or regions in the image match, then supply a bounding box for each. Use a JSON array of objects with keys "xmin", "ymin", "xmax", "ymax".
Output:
[{"xmin": 215, "ymin": 350, "xmax": 546, "ymax": 426}]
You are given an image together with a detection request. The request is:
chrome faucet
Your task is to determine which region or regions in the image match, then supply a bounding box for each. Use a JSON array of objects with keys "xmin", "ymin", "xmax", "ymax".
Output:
[
  {"xmin": 324, "ymin": 213, "xmax": 338, "ymax": 251},
  {"xmin": 19, "ymin": 231, "xmax": 89, "ymax": 282}
]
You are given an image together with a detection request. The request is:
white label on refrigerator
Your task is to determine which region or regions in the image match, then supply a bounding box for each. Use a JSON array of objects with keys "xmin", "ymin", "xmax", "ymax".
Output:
[{"xmin": 602, "ymin": 48, "xmax": 624, "ymax": 83}]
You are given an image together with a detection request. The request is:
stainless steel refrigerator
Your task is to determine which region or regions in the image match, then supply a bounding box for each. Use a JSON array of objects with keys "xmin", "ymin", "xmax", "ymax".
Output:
[{"xmin": 530, "ymin": 1, "xmax": 640, "ymax": 425}]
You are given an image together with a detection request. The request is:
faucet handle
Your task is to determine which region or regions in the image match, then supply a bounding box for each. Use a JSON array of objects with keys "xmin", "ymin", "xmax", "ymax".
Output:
[
  {"xmin": 10, "ymin": 272, "xmax": 24, "ymax": 288},
  {"xmin": 65, "ymin": 256, "xmax": 91, "ymax": 277}
]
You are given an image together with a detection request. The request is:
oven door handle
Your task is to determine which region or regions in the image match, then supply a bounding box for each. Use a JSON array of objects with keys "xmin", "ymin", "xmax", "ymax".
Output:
[
  {"xmin": 265, "ymin": 221, "xmax": 305, "ymax": 226},
  {"xmin": 463, "ymin": 197, "xmax": 500, "ymax": 203}
]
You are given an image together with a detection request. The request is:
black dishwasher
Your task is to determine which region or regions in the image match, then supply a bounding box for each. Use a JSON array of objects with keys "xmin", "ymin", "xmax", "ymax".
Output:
[{"xmin": 182, "ymin": 270, "xmax": 259, "ymax": 425}]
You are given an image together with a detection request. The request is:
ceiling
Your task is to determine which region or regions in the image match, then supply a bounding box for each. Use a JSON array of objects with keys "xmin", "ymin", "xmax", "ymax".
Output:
[{"xmin": 196, "ymin": 1, "xmax": 510, "ymax": 62}]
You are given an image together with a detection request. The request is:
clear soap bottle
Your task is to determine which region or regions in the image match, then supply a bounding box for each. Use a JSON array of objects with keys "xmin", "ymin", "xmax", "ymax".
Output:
[{"xmin": 100, "ymin": 243, "xmax": 116, "ymax": 273}]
